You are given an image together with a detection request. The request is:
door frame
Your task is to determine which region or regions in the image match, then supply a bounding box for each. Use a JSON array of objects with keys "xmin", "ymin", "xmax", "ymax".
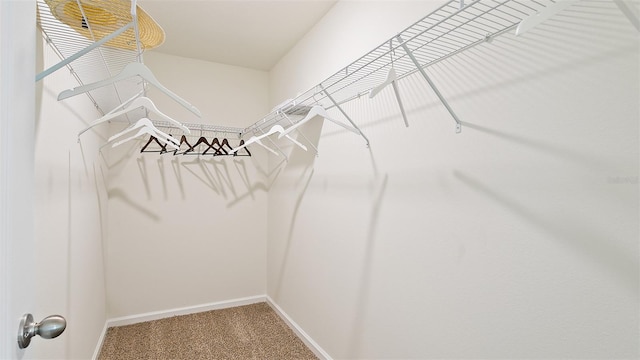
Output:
[{"xmin": 1, "ymin": 0, "xmax": 37, "ymax": 358}]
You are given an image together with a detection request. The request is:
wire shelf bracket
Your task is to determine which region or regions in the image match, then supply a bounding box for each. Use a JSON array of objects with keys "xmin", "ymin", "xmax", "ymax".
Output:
[
  {"xmin": 318, "ymin": 84, "xmax": 370, "ymax": 147},
  {"xmin": 397, "ymin": 34, "xmax": 462, "ymax": 134},
  {"xmin": 36, "ymin": 22, "xmax": 134, "ymax": 82}
]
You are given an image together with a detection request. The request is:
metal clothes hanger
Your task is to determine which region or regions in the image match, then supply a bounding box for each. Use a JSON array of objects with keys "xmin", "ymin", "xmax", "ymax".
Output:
[{"xmin": 58, "ymin": 62, "xmax": 202, "ymax": 118}]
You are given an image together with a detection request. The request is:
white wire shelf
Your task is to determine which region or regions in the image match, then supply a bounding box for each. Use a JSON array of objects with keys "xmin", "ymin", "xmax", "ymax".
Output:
[
  {"xmin": 151, "ymin": 121, "xmax": 243, "ymax": 137},
  {"xmin": 38, "ymin": 0, "xmax": 632, "ymax": 154},
  {"xmin": 37, "ymin": 0, "xmax": 239, "ymax": 137},
  {"xmin": 242, "ymin": 0, "xmax": 564, "ymax": 138},
  {"xmin": 37, "ymin": 0, "xmax": 144, "ymax": 116}
]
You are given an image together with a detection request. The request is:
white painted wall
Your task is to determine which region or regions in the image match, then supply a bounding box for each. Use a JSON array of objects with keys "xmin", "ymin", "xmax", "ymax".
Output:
[
  {"xmin": 105, "ymin": 52, "xmax": 269, "ymax": 318},
  {"xmin": 33, "ymin": 33, "xmax": 109, "ymax": 359},
  {"xmin": 268, "ymin": 1, "xmax": 639, "ymax": 359},
  {"xmin": 269, "ymin": 1, "xmax": 439, "ymax": 106}
]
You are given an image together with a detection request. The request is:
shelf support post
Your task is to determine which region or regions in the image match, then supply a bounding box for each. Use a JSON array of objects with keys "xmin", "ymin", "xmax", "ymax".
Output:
[
  {"xmin": 396, "ymin": 34, "xmax": 462, "ymax": 134},
  {"xmin": 318, "ymin": 84, "xmax": 370, "ymax": 147}
]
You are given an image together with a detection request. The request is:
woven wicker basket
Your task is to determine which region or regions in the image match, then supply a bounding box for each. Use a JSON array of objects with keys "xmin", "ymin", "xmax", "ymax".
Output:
[{"xmin": 44, "ymin": 0, "xmax": 165, "ymax": 50}]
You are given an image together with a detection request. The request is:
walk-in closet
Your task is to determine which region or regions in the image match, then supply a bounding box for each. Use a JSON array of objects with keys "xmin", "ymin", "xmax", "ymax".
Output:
[{"xmin": 1, "ymin": 0, "xmax": 638, "ymax": 358}]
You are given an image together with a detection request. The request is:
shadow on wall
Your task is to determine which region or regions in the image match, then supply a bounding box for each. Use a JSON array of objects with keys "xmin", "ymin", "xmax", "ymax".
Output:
[
  {"xmin": 348, "ymin": 173, "xmax": 389, "ymax": 358},
  {"xmin": 273, "ymin": 166, "xmax": 315, "ymax": 300},
  {"xmin": 434, "ymin": 36, "xmax": 638, "ymax": 106},
  {"xmin": 106, "ymin": 135, "xmax": 272, "ymax": 213},
  {"xmin": 453, "ymin": 170, "xmax": 638, "ymax": 295},
  {"xmin": 272, "ymin": 115, "xmax": 325, "ymax": 299},
  {"xmin": 107, "ymin": 188, "xmax": 161, "ymax": 222},
  {"xmin": 92, "ymin": 163, "xmax": 109, "ymax": 318},
  {"xmin": 43, "ymin": 87, "xmax": 109, "ymax": 143},
  {"xmin": 36, "ymin": 33, "xmax": 44, "ymax": 132},
  {"xmin": 317, "ymin": 3, "xmax": 638, "ymax": 140},
  {"xmin": 199, "ymin": 157, "xmax": 240, "ymax": 200},
  {"xmin": 460, "ymin": 121, "xmax": 611, "ymax": 172},
  {"xmin": 102, "ymin": 139, "xmax": 141, "ymax": 175},
  {"xmin": 286, "ymin": 117, "xmax": 323, "ymax": 169},
  {"xmin": 136, "ymin": 156, "xmax": 151, "ymax": 200},
  {"xmin": 317, "ymin": 28, "xmax": 637, "ymax": 142},
  {"xmin": 226, "ymin": 157, "xmax": 286, "ymax": 208},
  {"xmin": 263, "ymin": 3, "xmax": 638, "ymax": 358},
  {"xmin": 170, "ymin": 156, "xmax": 186, "ymax": 200},
  {"xmin": 181, "ymin": 157, "xmax": 225, "ymax": 195},
  {"xmin": 231, "ymin": 157, "xmax": 257, "ymax": 202}
]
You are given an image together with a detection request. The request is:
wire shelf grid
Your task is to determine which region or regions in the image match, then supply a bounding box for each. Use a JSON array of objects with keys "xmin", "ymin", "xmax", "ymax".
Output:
[
  {"xmin": 243, "ymin": 0, "xmax": 559, "ymax": 137},
  {"xmin": 37, "ymin": 0, "xmax": 143, "ymax": 115}
]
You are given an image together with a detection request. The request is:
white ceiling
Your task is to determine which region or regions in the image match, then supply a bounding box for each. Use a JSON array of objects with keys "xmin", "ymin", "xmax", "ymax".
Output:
[{"xmin": 138, "ymin": 0, "xmax": 336, "ymax": 71}]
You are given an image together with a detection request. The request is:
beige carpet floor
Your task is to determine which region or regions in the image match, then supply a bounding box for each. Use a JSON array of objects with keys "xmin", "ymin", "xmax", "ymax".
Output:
[{"xmin": 98, "ymin": 302, "xmax": 318, "ymax": 360}]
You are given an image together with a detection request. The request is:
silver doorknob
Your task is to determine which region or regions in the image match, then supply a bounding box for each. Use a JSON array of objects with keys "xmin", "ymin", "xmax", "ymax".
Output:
[{"xmin": 17, "ymin": 313, "xmax": 66, "ymax": 349}]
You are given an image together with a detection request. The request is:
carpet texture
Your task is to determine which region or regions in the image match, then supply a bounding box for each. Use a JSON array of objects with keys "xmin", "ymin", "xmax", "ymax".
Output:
[{"xmin": 98, "ymin": 302, "xmax": 318, "ymax": 360}]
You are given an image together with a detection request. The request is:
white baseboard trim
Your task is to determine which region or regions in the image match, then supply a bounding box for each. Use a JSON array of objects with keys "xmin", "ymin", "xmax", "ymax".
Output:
[
  {"xmin": 91, "ymin": 322, "xmax": 109, "ymax": 360},
  {"xmin": 266, "ymin": 296, "xmax": 332, "ymax": 360},
  {"xmin": 106, "ymin": 295, "xmax": 266, "ymax": 328},
  {"xmin": 92, "ymin": 295, "xmax": 266, "ymax": 358}
]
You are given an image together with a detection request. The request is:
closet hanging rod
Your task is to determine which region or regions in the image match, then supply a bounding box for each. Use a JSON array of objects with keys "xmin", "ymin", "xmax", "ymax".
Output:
[{"xmin": 151, "ymin": 120, "xmax": 243, "ymax": 136}]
